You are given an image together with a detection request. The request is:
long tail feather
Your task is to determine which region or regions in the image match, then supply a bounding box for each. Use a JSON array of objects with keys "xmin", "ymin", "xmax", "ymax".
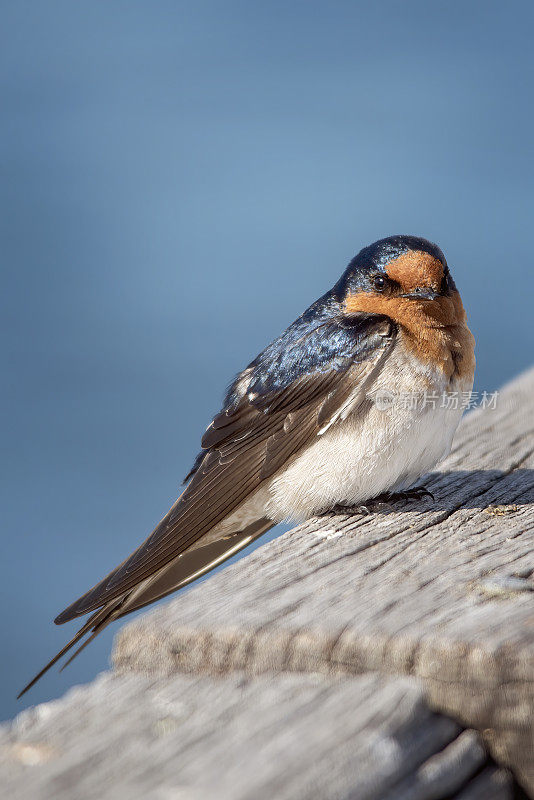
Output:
[
  {"xmin": 58, "ymin": 621, "xmax": 113, "ymax": 672},
  {"xmin": 19, "ymin": 516, "xmax": 273, "ymax": 698},
  {"xmin": 17, "ymin": 602, "xmax": 121, "ymax": 698}
]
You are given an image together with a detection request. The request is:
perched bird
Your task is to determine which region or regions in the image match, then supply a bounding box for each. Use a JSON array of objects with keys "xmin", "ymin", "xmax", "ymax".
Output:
[{"xmin": 20, "ymin": 234, "xmax": 475, "ymax": 697}]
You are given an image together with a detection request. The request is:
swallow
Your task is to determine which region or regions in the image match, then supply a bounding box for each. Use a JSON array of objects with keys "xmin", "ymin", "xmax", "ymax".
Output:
[{"xmin": 20, "ymin": 234, "xmax": 475, "ymax": 697}]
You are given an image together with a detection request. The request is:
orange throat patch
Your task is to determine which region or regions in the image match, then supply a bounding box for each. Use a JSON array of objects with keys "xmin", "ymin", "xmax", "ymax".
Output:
[{"xmin": 344, "ymin": 289, "xmax": 475, "ymax": 383}]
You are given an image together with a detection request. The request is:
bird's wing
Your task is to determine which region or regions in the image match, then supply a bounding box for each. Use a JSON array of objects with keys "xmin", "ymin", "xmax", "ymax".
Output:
[
  {"xmin": 56, "ymin": 312, "xmax": 395, "ymax": 621},
  {"xmin": 19, "ymin": 311, "xmax": 395, "ymax": 696}
]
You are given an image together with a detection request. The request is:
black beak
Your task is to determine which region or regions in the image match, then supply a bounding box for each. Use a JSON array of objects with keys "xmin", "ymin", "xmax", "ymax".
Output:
[{"xmin": 401, "ymin": 288, "xmax": 440, "ymax": 301}]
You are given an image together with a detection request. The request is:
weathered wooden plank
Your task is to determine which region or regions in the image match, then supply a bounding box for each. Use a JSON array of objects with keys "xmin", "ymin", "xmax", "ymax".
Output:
[
  {"xmin": 0, "ymin": 672, "xmax": 511, "ymax": 800},
  {"xmin": 114, "ymin": 367, "xmax": 534, "ymax": 793}
]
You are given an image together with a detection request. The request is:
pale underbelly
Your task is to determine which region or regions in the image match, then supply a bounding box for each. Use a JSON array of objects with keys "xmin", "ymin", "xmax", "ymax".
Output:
[
  {"xmin": 265, "ymin": 395, "xmax": 463, "ymax": 520},
  {"xmin": 263, "ymin": 347, "xmax": 473, "ymax": 520},
  {"xmin": 199, "ymin": 353, "xmax": 473, "ymax": 538},
  {"xmin": 205, "ymin": 383, "xmax": 466, "ymax": 540}
]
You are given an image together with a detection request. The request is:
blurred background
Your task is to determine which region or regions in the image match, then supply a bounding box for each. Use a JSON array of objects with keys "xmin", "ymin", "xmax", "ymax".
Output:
[{"xmin": 2, "ymin": 0, "xmax": 533, "ymax": 721}]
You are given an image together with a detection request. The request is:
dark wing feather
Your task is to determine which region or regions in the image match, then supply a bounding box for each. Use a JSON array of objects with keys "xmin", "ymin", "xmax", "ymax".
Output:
[
  {"xmin": 18, "ymin": 518, "xmax": 272, "ymax": 698},
  {"xmin": 108, "ymin": 516, "xmax": 274, "ymax": 617},
  {"xmin": 54, "ymin": 378, "xmax": 330, "ymax": 619},
  {"xmin": 20, "ymin": 308, "xmax": 396, "ymax": 696},
  {"xmin": 55, "ymin": 312, "xmax": 394, "ymax": 623}
]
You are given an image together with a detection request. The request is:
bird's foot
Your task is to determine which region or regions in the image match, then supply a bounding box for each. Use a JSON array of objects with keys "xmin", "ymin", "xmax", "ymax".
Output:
[
  {"xmin": 391, "ymin": 486, "xmax": 436, "ymax": 501},
  {"xmin": 327, "ymin": 495, "xmax": 391, "ymax": 516},
  {"xmin": 325, "ymin": 486, "xmax": 434, "ymax": 517},
  {"xmin": 388, "ymin": 486, "xmax": 435, "ymax": 504}
]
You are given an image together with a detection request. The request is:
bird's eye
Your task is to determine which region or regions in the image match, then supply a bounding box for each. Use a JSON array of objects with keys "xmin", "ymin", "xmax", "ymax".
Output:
[{"xmin": 373, "ymin": 275, "xmax": 387, "ymax": 291}]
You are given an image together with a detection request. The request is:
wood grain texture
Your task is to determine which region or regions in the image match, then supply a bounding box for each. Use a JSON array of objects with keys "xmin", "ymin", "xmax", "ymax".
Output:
[
  {"xmin": 0, "ymin": 672, "xmax": 511, "ymax": 800},
  {"xmin": 114, "ymin": 367, "xmax": 534, "ymax": 793}
]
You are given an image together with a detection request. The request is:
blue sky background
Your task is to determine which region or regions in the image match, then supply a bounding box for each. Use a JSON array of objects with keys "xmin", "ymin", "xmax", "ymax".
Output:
[{"xmin": 2, "ymin": 0, "xmax": 533, "ymax": 720}]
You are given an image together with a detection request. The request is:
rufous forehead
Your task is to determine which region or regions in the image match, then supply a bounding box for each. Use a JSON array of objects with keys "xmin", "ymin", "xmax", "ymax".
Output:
[{"xmin": 385, "ymin": 250, "xmax": 444, "ymax": 291}]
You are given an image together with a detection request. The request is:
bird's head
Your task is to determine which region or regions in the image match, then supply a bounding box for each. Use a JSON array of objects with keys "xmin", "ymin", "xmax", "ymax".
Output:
[
  {"xmin": 334, "ymin": 235, "xmax": 456, "ymax": 308},
  {"xmin": 333, "ymin": 235, "xmax": 474, "ymax": 379}
]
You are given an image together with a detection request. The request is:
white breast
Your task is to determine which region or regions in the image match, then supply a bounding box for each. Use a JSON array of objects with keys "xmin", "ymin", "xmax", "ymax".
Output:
[{"xmin": 265, "ymin": 343, "xmax": 472, "ymax": 522}]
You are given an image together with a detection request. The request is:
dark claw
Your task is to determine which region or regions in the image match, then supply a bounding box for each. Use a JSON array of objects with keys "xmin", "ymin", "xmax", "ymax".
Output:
[
  {"xmin": 387, "ymin": 486, "xmax": 435, "ymax": 504},
  {"xmin": 324, "ymin": 486, "xmax": 435, "ymax": 518},
  {"xmin": 329, "ymin": 500, "xmax": 385, "ymax": 516},
  {"xmin": 409, "ymin": 486, "xmax": 435, "ymax": 501}
]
